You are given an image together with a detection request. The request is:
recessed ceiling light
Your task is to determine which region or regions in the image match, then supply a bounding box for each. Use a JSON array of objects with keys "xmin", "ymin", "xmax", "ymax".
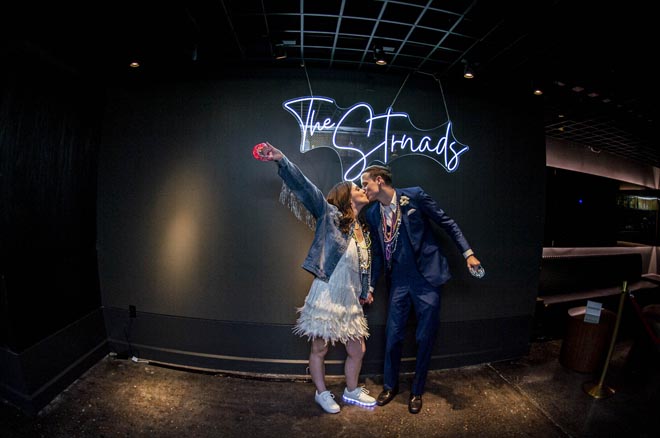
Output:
[
  {"xmin": 462, "ymin": 59, "xmax": 474, "ymax": 79},
  {"xmin": 373, "ymin": 45, "xmax": 388, "ymax": 65},
  {"xmin": 129, "ymin": 61, "xmax": 140, "ymax": 68},
  {"xmin": 572, "ymin": 86, "xmax": 584, "ymax": 92}
]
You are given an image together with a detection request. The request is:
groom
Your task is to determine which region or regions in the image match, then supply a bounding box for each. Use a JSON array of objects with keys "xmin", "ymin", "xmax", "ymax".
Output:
[{"xmin": 360, "ymin": 164, "xmax": 481, "ymax": 414}]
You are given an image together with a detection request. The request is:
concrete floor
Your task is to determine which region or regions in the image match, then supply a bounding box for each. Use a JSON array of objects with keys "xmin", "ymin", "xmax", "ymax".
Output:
[{"xmin": 1, "ymin": 339, "xmax": 659, "ymax": 438}]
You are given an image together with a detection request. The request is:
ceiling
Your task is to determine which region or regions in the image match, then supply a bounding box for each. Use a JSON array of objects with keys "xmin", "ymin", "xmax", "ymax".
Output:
[{"xmin": 8, "ymin": 0, "xmax": 657, "ymax": 168}]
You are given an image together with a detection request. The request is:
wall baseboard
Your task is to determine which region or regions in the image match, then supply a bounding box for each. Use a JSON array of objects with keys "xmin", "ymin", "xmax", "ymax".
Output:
[
  {"xmin": 0, "ymin": 309, "xmax": 108, "ymax": 415},
  {"xmin": 104, "ymin": 306, "xmax": 531, "ymax": 376}
]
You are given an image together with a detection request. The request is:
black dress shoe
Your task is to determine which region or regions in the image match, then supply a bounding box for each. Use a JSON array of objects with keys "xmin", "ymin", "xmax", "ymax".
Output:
[
  {"xmin": 408, "ymin": 394, "xmax": 422, "ymax": 414},
  {"xmin": 376, "ymin": 387, "xmax": 398, "ymax": 406}
]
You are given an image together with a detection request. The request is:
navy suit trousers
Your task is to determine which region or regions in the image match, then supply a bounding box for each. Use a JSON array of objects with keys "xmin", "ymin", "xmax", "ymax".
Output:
[{"xmin": 384, "ymin": 269, "xmax": 442, "ymax": 395}]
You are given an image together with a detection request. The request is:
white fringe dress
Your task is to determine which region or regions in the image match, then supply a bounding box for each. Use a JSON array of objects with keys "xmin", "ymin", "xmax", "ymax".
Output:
[{"xmin": 292, "ymin": 239, "xmax": 370, "ymax": 345}]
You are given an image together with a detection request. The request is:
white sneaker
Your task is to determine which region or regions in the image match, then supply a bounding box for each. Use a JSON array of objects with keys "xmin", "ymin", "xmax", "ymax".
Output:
[
  {"xmin": 315, "ymin": 390, "xmax": 340, "ymax": 414},
  {"xmin": 342, "ymin": 386, "xmax": 377, "ymax": 407}
]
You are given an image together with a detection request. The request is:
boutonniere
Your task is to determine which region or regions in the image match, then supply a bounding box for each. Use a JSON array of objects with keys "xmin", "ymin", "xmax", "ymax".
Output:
[{"xmin": 399, "ymin": 195, "xmax": 410, "ymax": 207}]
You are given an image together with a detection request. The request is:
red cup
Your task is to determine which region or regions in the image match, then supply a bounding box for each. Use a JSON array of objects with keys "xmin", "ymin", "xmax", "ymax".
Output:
[{"xmin": 252, "ymin": 143, "xmax": 269, "ymax": 161}]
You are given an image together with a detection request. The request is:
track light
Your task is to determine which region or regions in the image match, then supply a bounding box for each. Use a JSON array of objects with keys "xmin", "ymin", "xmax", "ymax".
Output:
[
  {"xmin": 531, "ymin": 80, "xmax": 544, "ymax": 95},
  {"xmin": 462, "ymin": 59, "xmax": 474, "ymax": 79},
  {"xmin": 373, "ymin": 45, "xmax": 388, "ymax": 65},
  {"xmin": 272, "ymin": 41, "xmax": 287, "ymax": 60}
]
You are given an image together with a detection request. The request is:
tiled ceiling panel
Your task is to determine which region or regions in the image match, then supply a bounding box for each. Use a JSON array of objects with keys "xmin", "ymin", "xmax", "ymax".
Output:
[{"xmin": 6, "ymin": 0, "xmax": 656, "ymax": 168}]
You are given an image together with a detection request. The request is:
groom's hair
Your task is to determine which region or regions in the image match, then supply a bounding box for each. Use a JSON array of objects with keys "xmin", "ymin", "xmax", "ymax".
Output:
[{"xmin": 363, "ymin": 164, "xmax": 392, "ymax": 185}]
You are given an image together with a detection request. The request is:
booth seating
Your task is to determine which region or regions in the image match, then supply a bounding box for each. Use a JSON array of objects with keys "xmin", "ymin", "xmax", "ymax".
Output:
[
  {"xmin": 627, "ymin": 264, "xmax": 660, "ymax": 347},
  {"xmin": 538, "ymin": 253, "xmax": 657, "ymax": 306},
  {"xmin": 625, "ymin": 295, "xmax": 660, "ymax": 374},
  {"xmin": 534, "ymin": 252, "xmax": 660, "ymax": 339}
]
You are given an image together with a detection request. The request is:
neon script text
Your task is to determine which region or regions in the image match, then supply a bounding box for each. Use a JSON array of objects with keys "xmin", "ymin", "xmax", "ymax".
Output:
[{"xmin": 283, "ymin": 96, "xmax": 470, "ymax": 181}]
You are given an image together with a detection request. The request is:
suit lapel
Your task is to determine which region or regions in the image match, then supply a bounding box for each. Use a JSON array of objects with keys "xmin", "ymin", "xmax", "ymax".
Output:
[
  {"xmin": 371, "ymin": 203, "xmax": 386, "ymax": 253},
  {"xmin": 398, "ymin": 189, "xmax": 412, "ymax": 241}
]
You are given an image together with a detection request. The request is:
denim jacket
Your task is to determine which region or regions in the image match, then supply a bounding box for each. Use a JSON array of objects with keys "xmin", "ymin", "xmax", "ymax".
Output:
[{"xmin": 277, "ymin": 155, "xmax": 349, "ymax": 281}]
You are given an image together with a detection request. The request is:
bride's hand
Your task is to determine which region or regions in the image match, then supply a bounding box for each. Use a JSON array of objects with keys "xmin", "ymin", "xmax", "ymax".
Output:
[{"xmin": 262, "ymin": 142, "xmax": 283, "ymax": 161}]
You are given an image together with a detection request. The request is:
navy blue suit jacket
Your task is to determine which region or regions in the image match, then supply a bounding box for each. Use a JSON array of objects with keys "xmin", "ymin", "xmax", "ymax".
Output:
[{"xmin": 366, "ymin": 187, "xmax": 471, "ymax": 288}]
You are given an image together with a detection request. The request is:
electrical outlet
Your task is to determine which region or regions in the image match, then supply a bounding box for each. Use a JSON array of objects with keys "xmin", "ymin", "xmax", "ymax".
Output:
[{"xmin": 129, "ymin": 305, "xmax": 136, "ymax": 318}]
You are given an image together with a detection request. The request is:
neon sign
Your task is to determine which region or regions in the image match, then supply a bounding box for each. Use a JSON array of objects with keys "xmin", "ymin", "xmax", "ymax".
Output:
[{"xmin": 283, "ymin": 96, "xmax": 470, "ymax": 181}]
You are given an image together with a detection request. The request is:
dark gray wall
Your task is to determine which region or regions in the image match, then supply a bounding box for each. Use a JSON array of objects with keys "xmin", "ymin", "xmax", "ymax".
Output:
[{"xmin": 98, "ymin": 68, "xmax": 546, "ymax": 374}]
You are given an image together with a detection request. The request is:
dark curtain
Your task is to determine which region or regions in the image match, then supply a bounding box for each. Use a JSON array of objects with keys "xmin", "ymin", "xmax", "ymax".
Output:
[{"xmin": 0, "ymin": 42, "xmax": 102, "ymax": 351}]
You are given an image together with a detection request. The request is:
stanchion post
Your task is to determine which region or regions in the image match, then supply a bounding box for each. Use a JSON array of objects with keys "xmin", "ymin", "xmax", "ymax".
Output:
[{"xmin": 582, "ymin": 280, "xmax": 627, "ymax": 399}]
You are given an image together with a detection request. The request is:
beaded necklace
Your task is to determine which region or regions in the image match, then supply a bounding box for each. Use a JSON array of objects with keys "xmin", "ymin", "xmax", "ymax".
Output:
[
  {"xmin": 351, "ymin": 222, "xmax": 371, "ymax": 300},
  {"xmin": 381, "ymin": 200, "xmax": 402, "ymax": 267}
]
